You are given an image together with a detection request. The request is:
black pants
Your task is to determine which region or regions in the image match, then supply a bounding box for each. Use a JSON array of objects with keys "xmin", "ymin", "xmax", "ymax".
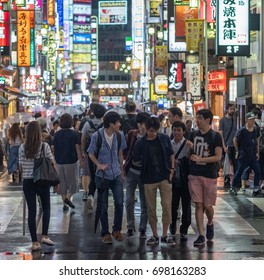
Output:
[
  {"xmin": 23, "ymin": 179, "xmax": 51, "ymax": 242},
  {"xmin": 170, "ymin": 181, "xmax": 191, "ymax": 235},
  {"xmin": 88, "ymin": 157, "xmax": 96, "ymax": 196},
  {"xmin": 224, "ymin": 147, "xmax": 238, "ymax": 184}
]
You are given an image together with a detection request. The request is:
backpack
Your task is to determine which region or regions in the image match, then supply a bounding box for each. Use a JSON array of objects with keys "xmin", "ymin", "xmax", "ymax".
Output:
[
  {"xmin": 84, "ymin": 119, "xmax": 104, "ymax": 152},
  {"xmin": 120, "ymin": 115, "xmax": 138, "ymax": 136}
]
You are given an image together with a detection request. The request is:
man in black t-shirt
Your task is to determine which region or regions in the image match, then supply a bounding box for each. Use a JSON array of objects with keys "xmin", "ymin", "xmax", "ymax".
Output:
[
  {"xmin": 231, "ymin": 112, "xmax": 261, "ymax": 195},
  {"xmin": 133, "ymin": 116, "xmax": 175, "ymax": 246},
  {"xmin": 188, "ymin": 109, "xmax": 222, "ymax": 247}
]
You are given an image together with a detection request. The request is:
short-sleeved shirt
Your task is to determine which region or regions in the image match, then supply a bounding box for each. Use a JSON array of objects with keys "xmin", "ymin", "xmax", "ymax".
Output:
[
  {"xmin": 19, "ymin": 142, "xmax": 54, "ymax": 179},
  {"xmin": 219, "ymin": 116, "xmax": 237, "ymax": 147},
  {"xmin": 88, "ymin": 128, "xmax": 126, "ymax": 180},
  {"xmin": 53, "ymin": 128, "xmax": 80, "ymax": 164},
  {"xmin": 236, "ymin": 126, "xmax": 260, "ymax": 161},
  {"xmin": 189, "ymin": 129, "xmax": 222, "ymax": 179}
]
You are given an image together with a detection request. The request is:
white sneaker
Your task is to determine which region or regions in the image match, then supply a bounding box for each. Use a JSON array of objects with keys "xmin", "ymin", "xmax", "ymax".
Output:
[{"xmin": 87, "ymin": 195, "xmax": 94, "ymax": 210}]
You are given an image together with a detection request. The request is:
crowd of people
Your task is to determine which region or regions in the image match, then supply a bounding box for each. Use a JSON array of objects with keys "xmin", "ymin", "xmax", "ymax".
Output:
[{"xmin": 1, "ymin": 99, "xmax": 263, "ymax": 251}]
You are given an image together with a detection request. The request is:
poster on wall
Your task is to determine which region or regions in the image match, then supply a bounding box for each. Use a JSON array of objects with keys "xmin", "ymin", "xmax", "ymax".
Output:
[
  {"xmin": 186, "ymin": 63, "xmax": 201, "ymax": 97},
  {"xmin": 168, "ymin": 60, "xmax": 186, "ymax": 92},
  {"xmin": 99, "ymin": 1, "xmax": 127, "ymax": 25}
]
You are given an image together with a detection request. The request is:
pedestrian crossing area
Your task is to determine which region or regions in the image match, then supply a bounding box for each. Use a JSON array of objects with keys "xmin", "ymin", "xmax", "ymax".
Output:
[{"xmin": 0, "ymin": 189, "xmax": 264, "ymax": 237}]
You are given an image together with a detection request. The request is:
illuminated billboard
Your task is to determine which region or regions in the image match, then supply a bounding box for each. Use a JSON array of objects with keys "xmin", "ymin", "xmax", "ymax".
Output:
[
  {"xmin": 216, "ymin": 0, "xmax": 250, "ymax": 56},
  {"xmin": 99, "ymin": 1, "xmax": 127, "ymax": 25}
]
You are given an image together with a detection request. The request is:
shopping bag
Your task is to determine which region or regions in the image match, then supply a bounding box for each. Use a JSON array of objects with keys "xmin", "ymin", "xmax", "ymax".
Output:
[{"xmin": 223, "ymin": 153, "xmax": 233, "ymax": 176}]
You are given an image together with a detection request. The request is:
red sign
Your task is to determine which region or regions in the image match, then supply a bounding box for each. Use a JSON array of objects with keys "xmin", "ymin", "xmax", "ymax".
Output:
[
  {"xmin": 208, "ymin": 70, "xmax": 226, "ymax": 92},
  {"xmin": 0, "ymin": 7, "xmax": 10, "ymax": 46},
  {"xmin": 194, "ymin": 102, "xmax": 207, "ymax": 112},
  {"xmin": 175, "ymin": 6, "xmax": 198, "ymax": 37}
]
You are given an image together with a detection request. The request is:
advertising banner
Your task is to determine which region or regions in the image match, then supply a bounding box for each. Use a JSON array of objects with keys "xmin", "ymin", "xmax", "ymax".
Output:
[
  {"xmin": 185, "ymin": 19, "xmax": 204, "ymax": 52},
  {"xmin": 17, "ymin": 10, "xmax": 35, "ymax": 67},
  {"xmin": 208, "ymin": 70, "xmax": 226, "ymax": 92},
  {"xmin": 168, "ymin": 60, "xmax": 185, "ymax": 92},
  {"xmin": 186, "ymin": 63, "xmax": 201, "ymax": 97},
  {"xmin": 99, "ymin": 1, "xmax": 127, "ymax": 25},
  {"xmin": 175, "ymin": 6, "xmax": 198, "ymax": 37},
  {"xmin": 216, "ymin": 0, "xmax": 250, "ymax": 56}
]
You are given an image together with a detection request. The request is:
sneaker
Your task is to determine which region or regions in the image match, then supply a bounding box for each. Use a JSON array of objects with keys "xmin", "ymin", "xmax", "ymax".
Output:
[
  {"xmin": 41, "ymin": 237, "xmax": 55, "ymax": 246},
  {"xmin": 82, "ymin": 192, "xmax": 88, "ymax": 201},
  {"xmin": 102, "ymin": 234, "xmax": 112, "ymax": 244},
  {"xmin": 146, "ymin": 236, "xmax": 159, "ymax": 245},
  {"xmin": 127, "ymin": 229, "xmax": 134, "ymax": 238},
  {"xmin": 64, "ymin": 198, "xmax": 75, "ymax": 209},
  {"xmin": 139, "ymin": 230, "xmax": 147, "ymax": 239},
  {"xmin": 87, "ymin": 195, "xmax": 94, "ymax": 210},
  {"xmin": 241, "ymin": 187, "xmax": 246, "ymax": 193},
  {"xmin": 63, "ymin": 205, "xmax": 69, "ymax": 211},
  {"xmin": 32, "ymin": 243, "xmax": 42, "ymax": 251},
  {"xmin": 161, "ymin": 236, "xmax": 176, "ymax": 246},
  {"xmin": 112, "ymin": 231, "xmax": 123, "ymax": 241},
  {"xmin": 193, "ymin": 235, "xmax": 205, "ymax": 247},
  {"xmin": 206, "ymin": 224, "xmax": 214, "ymax": 240},
  {"xmin": 180, "ymin": 233, "xmax": 188, "ymax": 241}
]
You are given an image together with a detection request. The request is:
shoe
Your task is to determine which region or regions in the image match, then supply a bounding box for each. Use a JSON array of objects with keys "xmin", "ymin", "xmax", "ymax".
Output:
[
  {"xmin": 127, "ymin": 229, "xmax": 134, "ymax": 238},
  {"xmin": 180, "ymin": 233, "xmax": 188, "ymax": 241},
  {"xmin": 161, "ymin": 236, "xmax": 176, "ymax": 245},
  {"xmin": 193, "ymin": 235, "xmax": 205, "ymax": 247},
  {"xmin": 102, "ymin": 234, "xmax": 112, "ymax": 244},
  {"xmin": 241, "ymin": 187, "xmax": 246, "ymax": 193},
  {"xmin": 139, "ymin": 230, "xmax": 147, "ymax": 239},
  {"xmin": 146, "ymin": 236, "xmax": 159, "ymax": 245},
  {"xmin": 87, "ymin": 195, "xmax": 94, "ymax": 210},
  {"xmin": 112, "ymin": 231, "xmax": 123, "ymax": 241},
  {"xmin": 63, "ymin": 205, "xmax": 69, "ymax": 211},
  {"xmin": 82, "ymin": 192, "xmax": 88, "ymax": 201},
  {"xmin": 31, "ymin": 243, "xmax": 42, "ymax": 251},
  {"xmin": 41, "ymin": 237, "xmax": 55, "ymax": 246},
  {"xmin": 64, "ymin": 198, "xmax": 75, "ymax": 209},
  {"xmin": 169, "ymin": 224, "xmax": 176, "ymax": 235},
  {"xmin": 206, "ymin": 224, "xmax": 214, "ymax": 240}
]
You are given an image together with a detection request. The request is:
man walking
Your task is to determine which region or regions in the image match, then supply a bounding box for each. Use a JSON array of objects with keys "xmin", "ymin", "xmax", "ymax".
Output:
[
  {"xmin": 219, "ymin": 104, "xmax": 237, "ymax": 188},
  {"xmin": 188, "ymin": 109, "xmax": 222, "ymax": 247},
  {"xmin": 230, "ymin": 112, "xmax": 261, "ymax": 196},
  {"xmin": 88, "ymin": 111, "xmax": 126, "ymax": 244}
]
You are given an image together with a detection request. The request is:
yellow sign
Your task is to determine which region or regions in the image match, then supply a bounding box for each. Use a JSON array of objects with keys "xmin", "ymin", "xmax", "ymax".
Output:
[
  {"xmin": 185, "ymin": 19, "xmax": 204, "ymax": 52},
  {"xmin": 17, "ymin": 11, "xmax": 32, "ymax": 66}
]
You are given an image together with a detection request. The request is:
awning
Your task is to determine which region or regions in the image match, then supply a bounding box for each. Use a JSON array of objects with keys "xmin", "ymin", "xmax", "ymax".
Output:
[
  {"xmin": 0, "ymin": 95, "xmax": 9, "ymax": 105},
  {"xmin": 0, "ymin": 86, "xmax": 29, "ymax": 99},
  {"xmin": 0, "ymin": 68, "xmax": 15, "ymax": 76}
]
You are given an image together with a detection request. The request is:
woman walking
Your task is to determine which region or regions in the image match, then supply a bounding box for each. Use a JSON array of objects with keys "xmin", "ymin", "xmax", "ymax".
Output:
[
  {"xmin": 52, "ymin": 113, "xmax": 83, "ymax": 211},
  {"xmin": 19, "ymin": 121, "xmax": 56, "ymax": 251},
  {"xmin": 8, "ymin": 123, "xmax": 23, "ymax": 181}
]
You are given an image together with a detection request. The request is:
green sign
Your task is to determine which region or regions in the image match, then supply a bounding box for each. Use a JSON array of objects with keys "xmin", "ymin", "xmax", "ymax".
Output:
[{"xmin": 174, "ymin": 0, "xmax": 189, "ymax": 6}]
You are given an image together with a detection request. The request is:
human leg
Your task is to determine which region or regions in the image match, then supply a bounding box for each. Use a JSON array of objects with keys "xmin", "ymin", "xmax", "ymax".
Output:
[
  {"xmin": 179, "ymin": 183, "xmax": 191, "ymax": 235},
  {"xmin": 170, "ymin": 184, "xmax": 180, "ymax": 234},
  {"xmin": 138, "ymin": 179, "xmax": 148, "ymax": 233}
]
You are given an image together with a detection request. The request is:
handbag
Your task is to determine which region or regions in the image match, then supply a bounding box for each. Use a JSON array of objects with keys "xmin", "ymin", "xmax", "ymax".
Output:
[{"xmin": 33, "ymin": 143, "xmax": 60, "ymax": 187}]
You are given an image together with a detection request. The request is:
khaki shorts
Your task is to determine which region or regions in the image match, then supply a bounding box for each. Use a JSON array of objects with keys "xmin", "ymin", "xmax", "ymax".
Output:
[{"xmin": 188, "ymin": 175, "xmax": 217, "ymax": 206}]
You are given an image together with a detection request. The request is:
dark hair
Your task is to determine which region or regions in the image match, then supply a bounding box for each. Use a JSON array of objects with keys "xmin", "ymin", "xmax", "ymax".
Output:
[
  {"xmin": 53, "ymin": 120, "xmax": 59, "ymax": 126},
  {"xmin": 9, "ymin": 123, "xmax": 23, "ymax": 141},
  {"xmin": 125, "ymin": 99, "xmax": 136, "ymax": 113},
  {"xmin": 135, "ymin": 112, "xmax": 150, "ymax": 124},
  {"xmin": 172, "ymin": 121, "xmax": 186, "ymax": 132},
  {"xmin": 158, "ymin": 113, "xmax": 165, "ymax": 122},
  {"xmin": 89, "ymin": 102, "xmax": 99, "ymax": 113},
  {"xmin": 252, "ymin": 107, "xmax": 262, "ymax": 119},
  {"xmin": 24, "ymin": 121, "xmax": 41, "ymax": 159},
  {"xmin": 226, "ymin": 103, "xmax": 235, "ymax": 110},
  {"xmin": 145, "ymin": 116, "xmax": 160, "ymax": 131},
  {"xmin": 103, "ymin": 111, "xmax": 121, "ymax": 128},
  {"xmin": 169, "ymin": 107, "xmax": 183, "ymax": 119},
  {"xmin": 185, "ymin": 119, "xmax": 192, "ymax": 125},
  {"xmin": 34, "ymin": 112, "xmax": 41, "ymax": 119},
  {"xmin": 93, "ymin": 104, "xmax": 106, "ymax": 119},
  {"xmin": 196, "ymin": 109, "xmax": 213, "ymax": 125},
  {"xmin": 59, "ymin": 113, "xmax": 73, "ymax": 129}
]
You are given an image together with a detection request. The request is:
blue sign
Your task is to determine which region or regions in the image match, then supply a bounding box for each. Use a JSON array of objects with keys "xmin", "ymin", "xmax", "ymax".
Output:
[{"xmin": 73, "ymin": 34, "xmax": 91, "ymax": 44}]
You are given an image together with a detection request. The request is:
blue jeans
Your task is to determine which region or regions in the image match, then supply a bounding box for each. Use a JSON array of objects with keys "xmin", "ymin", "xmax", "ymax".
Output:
[
  {"xmin": 95, "ymin": 175, "xmax": 124, "ymax": 237},
  {"xmin": 232, "ymin": 158, "xmax": 260, "ymax": 188},
  {"xmin": 125, "ymin": 170, "xmax": 148, "ymax": 232},
  {"xmin": 23, "ymin": 179, "xmax": 51, "ymax": 242}
]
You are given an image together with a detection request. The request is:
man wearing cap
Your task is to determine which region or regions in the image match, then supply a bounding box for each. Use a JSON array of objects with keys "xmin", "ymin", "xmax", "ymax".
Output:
[{"xmin": 230, "ymin": 112, "xmax": 261, "ymax": 195}]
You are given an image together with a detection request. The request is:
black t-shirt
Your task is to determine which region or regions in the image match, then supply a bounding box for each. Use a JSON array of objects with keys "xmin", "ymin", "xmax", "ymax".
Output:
[
  {"xmin": 53, "ymin": 129, "xmax": 81, "ymax": 164},
  {"xmin": 236, "ymin": 126, "xmax": 259, "ymax": 160},
  {"xmin": 143, "ymin": 137, "xmax": 169, "ymax": 184},
  {"xmin": 189, "ymin": 129, "xmax": 222, "ymax": 179}
]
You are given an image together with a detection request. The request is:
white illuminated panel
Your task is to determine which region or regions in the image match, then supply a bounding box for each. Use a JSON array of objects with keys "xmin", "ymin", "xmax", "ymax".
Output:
[{"xmin": 98, "ymin": 1, "xmax": 127, "ymax": 25}]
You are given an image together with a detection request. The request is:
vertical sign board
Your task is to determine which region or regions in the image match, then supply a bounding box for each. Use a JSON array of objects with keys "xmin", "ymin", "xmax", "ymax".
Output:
[
  {"xmin": 168, "ymin": 60, "xmax": 186, "ymax": 92},
  {"xmin": 17, "ymin": 11, "xmax": 35, "ymax": 67},
  {"xmin": 186, "ymin": 63, "xmax": 201, "ymax": 98},
  {"xmin": 216, "ymin": 0, "xmax": 250, "ymax": 56}
]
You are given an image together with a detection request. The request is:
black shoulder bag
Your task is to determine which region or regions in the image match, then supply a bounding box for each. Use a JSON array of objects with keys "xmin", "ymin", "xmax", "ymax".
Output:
[{"xmin": 33, "ymin": 144, "xmax": 60, "ymax": 187}]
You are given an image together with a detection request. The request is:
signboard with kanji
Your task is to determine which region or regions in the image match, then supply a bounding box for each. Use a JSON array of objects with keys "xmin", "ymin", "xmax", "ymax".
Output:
[{"xmin": 216, "ymin": 0, "xmax": 250, "ymax": 56}]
